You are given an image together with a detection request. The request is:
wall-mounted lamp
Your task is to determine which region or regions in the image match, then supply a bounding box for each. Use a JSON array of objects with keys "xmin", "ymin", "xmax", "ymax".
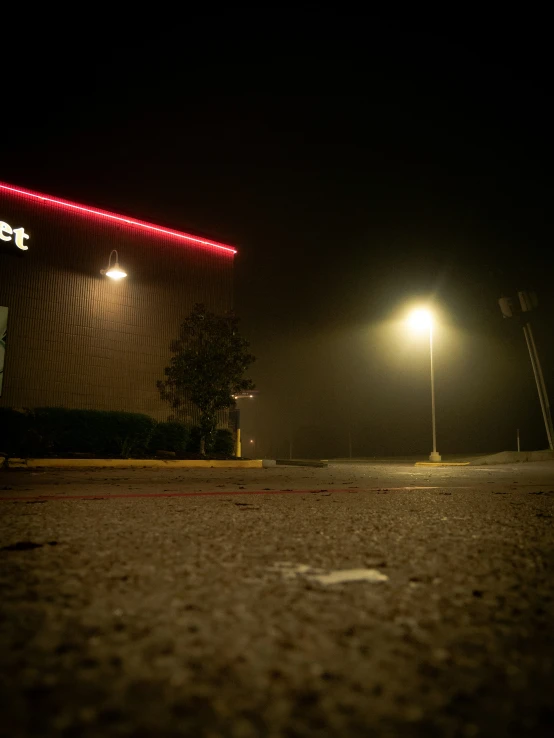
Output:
[{"xmin": 100, "ymin": 249, "xmax": 127, "ymax": 280}]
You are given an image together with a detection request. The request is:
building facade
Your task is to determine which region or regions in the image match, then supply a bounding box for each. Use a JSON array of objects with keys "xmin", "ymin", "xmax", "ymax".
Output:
[{"xmin": 0, "ymin": 182, "xmax": 235, "ymax": 420}]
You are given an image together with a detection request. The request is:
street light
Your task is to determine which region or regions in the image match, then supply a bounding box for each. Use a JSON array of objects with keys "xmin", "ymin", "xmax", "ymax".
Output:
[
  {"xmin": 231, "ymin": 391, "xmax": 258, "ymax": 456},
  {"xmin": 101, "ymin": 249, "xmax": 127, "ymax": 280},
  {"xmin": 408, "ymin": 308, "xmax": 441, "ymax": 462}
]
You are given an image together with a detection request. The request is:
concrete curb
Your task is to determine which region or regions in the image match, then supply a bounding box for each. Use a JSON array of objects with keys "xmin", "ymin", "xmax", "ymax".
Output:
[
  {"xmin": 276, "ymin": 459, "xmax": 329, "ymax": 468},
  {"xmin": 7, "ymin": 458, "xmax": 267, "ymax": 470},
  {"xmin": 415, "ymin": 462, "xmax": 471, "ymax": 467},
  {"xmin": 469, "ymin": 450, "xmax": 554, "ymax": 465}
]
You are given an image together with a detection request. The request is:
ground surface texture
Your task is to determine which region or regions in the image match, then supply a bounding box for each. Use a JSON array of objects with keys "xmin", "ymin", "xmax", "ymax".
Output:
[{"xmin": 1, "ymin": 461, "xmax": 553, "ymax": 737}]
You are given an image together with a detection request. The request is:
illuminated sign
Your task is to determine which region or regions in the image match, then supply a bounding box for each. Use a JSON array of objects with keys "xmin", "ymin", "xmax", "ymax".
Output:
[
  {"xmin": 0, "ymin": 220, "xmax": 29, "ymax": 250},
  {"xmin": 0, "ymin": 181, "xmax": 236, "ymax": 255}
]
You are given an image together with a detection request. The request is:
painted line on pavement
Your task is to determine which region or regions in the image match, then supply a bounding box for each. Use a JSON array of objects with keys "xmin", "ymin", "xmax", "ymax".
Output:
[{"xmin": 0, "ymin": 486, "xmax": 478, "ymax": 502}]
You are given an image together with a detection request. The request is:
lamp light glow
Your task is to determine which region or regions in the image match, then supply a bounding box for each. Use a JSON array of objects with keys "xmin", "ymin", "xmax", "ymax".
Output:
[
  {"xmin": 105, "ymin": 265, "xmax": 127, "ymax": 280},
  {"xmin": 408, "ymin": 308, "xmax": 433, "ymax": 331},
  {"xmin": 101, "ymin": 250, "xmax": 127, "ymax": 280}
]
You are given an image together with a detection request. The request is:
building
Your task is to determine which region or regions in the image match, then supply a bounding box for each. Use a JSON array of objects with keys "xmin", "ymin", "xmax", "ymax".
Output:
[{"xmin": 0, "ymin": 181, "xmax": 236, "ymax": 420}]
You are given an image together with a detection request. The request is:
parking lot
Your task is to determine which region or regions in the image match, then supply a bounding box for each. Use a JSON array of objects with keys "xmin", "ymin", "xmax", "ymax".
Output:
[{"xmin": 1, "ymin": 461, "xmax": 553, "ymax": 737}]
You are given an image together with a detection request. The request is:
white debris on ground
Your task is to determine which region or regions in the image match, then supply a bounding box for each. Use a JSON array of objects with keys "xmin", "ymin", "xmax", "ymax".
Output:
[
  {"xmin": 311, "ymin": 568, "xmax": 389, "ymax": 584},
  {"xmin": 270, "ymin": 562, "xmax": 389, "ymax": 584}
]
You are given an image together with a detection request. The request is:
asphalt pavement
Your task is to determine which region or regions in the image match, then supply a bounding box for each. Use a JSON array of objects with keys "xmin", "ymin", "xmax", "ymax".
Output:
[{"xmin": 1, "ymin": 461, "xmax": 553, "ymax": 737}]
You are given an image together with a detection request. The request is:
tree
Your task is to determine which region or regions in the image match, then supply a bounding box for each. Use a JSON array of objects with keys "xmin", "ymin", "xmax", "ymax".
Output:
[{"xmin": 157, "ymin": 304, "xmax": 255, "ymax": 455}]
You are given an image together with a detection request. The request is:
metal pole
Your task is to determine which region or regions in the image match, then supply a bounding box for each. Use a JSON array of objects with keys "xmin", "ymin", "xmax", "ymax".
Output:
[
  {"xmin": 235, "ymin": 408, "xmax": 241, "ymax": 458},
  {"xmin": 526, "ymin": 323, "xmax": 554, "ymax": 449},
  {"xmin": 348, "ymin": 427, "xmax": 352, "ymax": 458},
  {"xmin": 429, "ymin": 324, "xmax": 440, "ymax": 461},
  {"xmin": 517, "ymin": 428, "xmax": 520, "ymax": 452},
  {"xmin": 523, "ymin": 323, "xmax": 554, "ymax": 450}
]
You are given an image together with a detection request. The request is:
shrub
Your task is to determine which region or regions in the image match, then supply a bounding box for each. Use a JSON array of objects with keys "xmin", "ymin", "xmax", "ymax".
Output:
[
  {"xmin": 186, "ymin": 426, "xmax": 235, "ymax": 456},
  {"xmin": 186, "ymin": 426, "xmax": 202, "ymax": 454},
  {"xmin": 213, "ymin": 428, "xmax": 235, "ymax": 456},
  {"xmin": 0, "ymin": 407, "xmax": 156, "ymax": 458},
  {"xmin": 149, "ymin": 421, "xmax": 190, "ymax": 453},
  {"xmin": 0, "ymin": 407, "xmax": 233, "ymax": 459},
  {"xmin": 0, "ymin": 408, "xmax": 37, "ymax": 457}
]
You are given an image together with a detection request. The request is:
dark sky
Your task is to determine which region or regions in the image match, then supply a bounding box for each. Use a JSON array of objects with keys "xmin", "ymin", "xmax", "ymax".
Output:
[{"xmin": 3, "ymin": 18, "xmax": 553, "ymax": 457}]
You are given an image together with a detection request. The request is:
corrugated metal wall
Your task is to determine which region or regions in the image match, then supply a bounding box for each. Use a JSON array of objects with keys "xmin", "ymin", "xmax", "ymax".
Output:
[{"xmin": 0, "ymin": 187, "xmax": 234, "ymax": 421}]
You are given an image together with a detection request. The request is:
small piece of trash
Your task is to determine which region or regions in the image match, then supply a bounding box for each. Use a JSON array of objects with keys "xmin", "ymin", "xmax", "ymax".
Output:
[
  {"xmin": 311, "ymin": 569, "xmax": 389, "ymax": 585},
  {"xmin": 269, "ymin": 562, "xmax": 388, "ymax": 585}
]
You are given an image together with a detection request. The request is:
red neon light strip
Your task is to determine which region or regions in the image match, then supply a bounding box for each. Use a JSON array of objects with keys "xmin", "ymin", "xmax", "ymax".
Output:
[{"xmin": 0, "ymin": 181, "xmax": 237, "ymax": 255}]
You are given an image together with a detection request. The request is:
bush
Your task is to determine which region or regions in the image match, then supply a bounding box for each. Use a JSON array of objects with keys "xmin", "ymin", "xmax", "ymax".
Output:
[
  {"xmin": 213, "ymin": 429, "xmax": 235, "ymax": 456},
  {"xmin": 0, "ymin": 407, "xmax": 156, "ymax": 458},
  {"xmin": 186, "ymin": 426, "xmax": 202, "ymax": 454},
  {"xmin": 0, "ymin": 408, "xmax": 37, "ymax": 457},
  {"xmin": 0, "ymin": 407, "xmax": 234, "ymax": 459},
  {"xmin": 186, "ymin": 426, "xmax": 235, "ymax": 456},
  {"xmin": 149, "ymin": 421, "xmax": 189, "ymax": 453}
]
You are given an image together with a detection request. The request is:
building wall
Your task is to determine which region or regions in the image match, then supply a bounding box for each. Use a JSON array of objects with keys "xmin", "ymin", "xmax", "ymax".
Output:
[{"xmin": 0, "ymin": 186, "xmax": 234, "ymax": 420}]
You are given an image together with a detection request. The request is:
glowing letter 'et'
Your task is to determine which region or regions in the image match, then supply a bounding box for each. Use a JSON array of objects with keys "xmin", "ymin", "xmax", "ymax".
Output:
[{"xmin": 12, "ymin": 227, "xmax": 29, "ymax": 250}]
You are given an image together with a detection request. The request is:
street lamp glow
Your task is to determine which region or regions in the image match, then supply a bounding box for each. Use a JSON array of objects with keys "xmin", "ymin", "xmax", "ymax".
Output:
[{"xmin": 408, "ymin": 308, "xmax": 433, "ymax": 332}]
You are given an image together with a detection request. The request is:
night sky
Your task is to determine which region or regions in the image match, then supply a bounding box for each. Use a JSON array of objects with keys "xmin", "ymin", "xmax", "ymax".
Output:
[{"xmin": 3, "ymin": 20, "xmax": 553, "ymax": 457}]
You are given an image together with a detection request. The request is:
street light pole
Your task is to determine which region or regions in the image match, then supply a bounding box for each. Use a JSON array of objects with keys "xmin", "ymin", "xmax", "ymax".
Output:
[
  {"xmin": 408, "ymin": 308, "xmax": 442, "ymax": 462},
  {"xmin": 522, "ymin": 323, "xmax": 554, "ymax": 450},
  {"xmin": 428, "ymin": 322, "xmax": 441, "ymax": 462},
  {"xmin": 498, "ymin": 293, "xmax": 554, "ymax": 451}
]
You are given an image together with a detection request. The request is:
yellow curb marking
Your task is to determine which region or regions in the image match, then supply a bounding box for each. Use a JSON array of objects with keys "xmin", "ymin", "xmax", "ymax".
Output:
[
  {"xmin": 8, "ymin": 458, "xmax": 264, "ymax": 470},
  {"xmin": 415, "ymin": 462, "xmax": 471, "ymax": 467}
]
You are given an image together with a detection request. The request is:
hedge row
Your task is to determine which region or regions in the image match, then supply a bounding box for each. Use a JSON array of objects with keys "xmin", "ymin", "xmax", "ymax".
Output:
[{"xmin": 0, "ymin": 408, "xmax": 234, "ymax": 458}]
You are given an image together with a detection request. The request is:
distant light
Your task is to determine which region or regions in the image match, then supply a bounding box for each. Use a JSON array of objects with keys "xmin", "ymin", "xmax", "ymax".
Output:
[
  {"xmin": 249, "ymin": 395, "xmax": 253, "ymax": 398},
  {"xmin": 249, "ymin": 439, "xmax": 254, "ymax": 443},
  {"xmin": 408, "ymin": 308, "xmax": 433, "ymax": 331}
]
